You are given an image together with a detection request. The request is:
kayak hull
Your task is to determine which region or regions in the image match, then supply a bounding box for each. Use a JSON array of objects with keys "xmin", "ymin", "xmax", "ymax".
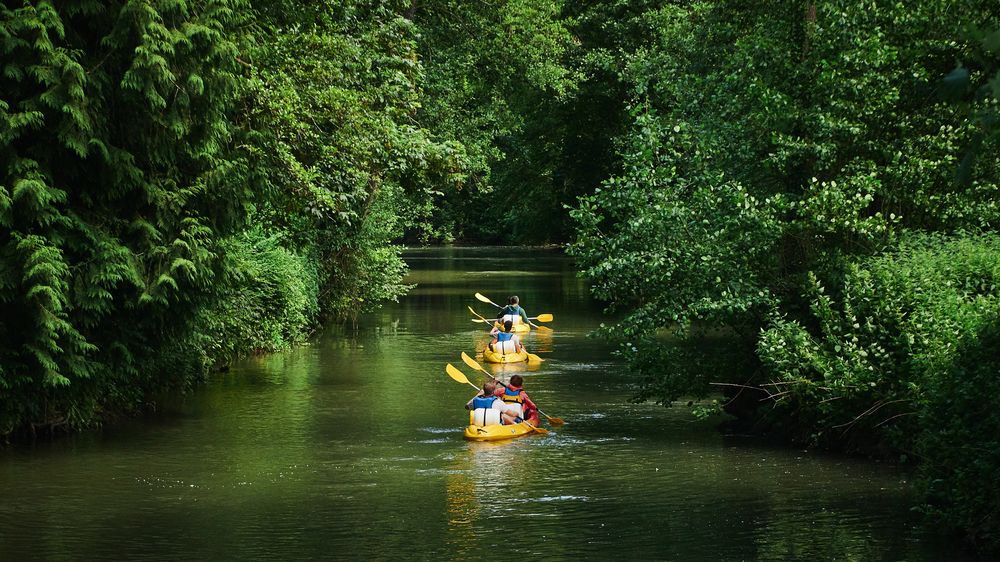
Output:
[
  {"xmin": 493, "ymin": 321, "xmax": 530, "ymax": 333},
  {"xmin": 464, "ymin": 422, "xmax": 538, "ymax": 441},
  {"xmin": 482, "ymin": 348, "xmax": 528, "ymax": 364}
]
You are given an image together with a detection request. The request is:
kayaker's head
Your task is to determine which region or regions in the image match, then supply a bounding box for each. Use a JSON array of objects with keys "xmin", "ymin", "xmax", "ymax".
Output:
[
  {"xmin": 508, "ymin": 295, "xmax": 519, "ymax": 306},
  {"xmin": 509, "ymin": 375, "xmax": 524, "ymax": 388},
  {"xmin": 483, "ymin": 381, "xmax": 497, "ymax": 394},
  {"xmin": 503, "ymin": 319, "xmax": 513, "ymax": 332}
]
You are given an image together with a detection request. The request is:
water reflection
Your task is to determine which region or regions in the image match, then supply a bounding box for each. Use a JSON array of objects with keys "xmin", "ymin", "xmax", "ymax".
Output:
[{"xmin": 0, "ymin": 247, "xmax": 973, "ymax": 560}]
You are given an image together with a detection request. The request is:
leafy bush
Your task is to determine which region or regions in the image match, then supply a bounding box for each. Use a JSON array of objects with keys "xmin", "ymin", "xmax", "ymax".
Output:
[
  {"xmin": 917, "ymin": 315, "xmax": 1000, "ymax": 549},
  {"xmin": 757, "ymin": 233, "xmax": 1000, "ymax": 548},
  {"xmin": 758, "ymin": 234, "xmax": 1000, "ymax": 446},
  {"xmin": 200, "ymin": 229, "xmax": 319, "ymax": 364}
]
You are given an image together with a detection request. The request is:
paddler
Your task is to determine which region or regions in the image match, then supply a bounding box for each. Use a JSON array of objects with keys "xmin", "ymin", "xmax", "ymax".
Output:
[
  {"xmin": 495, "ymin": 295, "xmax": 530, "ymax": 328},
  {"xmin": 489, "ymin": 319, "xmax": 525, "ymax": 355},
  {"xmin": 466, "ymin": 381, "xmax": 519, "ymax": 426},
  {"xmin": 494, "ymin": 375, "xmax": 539, "ymax": 426}
]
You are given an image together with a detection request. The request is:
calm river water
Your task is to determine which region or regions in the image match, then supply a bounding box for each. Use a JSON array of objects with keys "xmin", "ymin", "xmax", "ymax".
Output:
[{"xmin": 0, "ymin": 247, "xmax": 971, "ymax": 560}]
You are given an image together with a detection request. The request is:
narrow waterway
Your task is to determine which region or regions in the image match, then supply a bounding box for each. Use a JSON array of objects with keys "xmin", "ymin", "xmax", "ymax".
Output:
[{"xmin": 0, "ymin": 247, "xmax": 966, "ymax": 560}]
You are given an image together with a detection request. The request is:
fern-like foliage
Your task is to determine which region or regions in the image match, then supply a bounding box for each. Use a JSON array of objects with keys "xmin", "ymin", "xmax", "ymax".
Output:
[{"xmin": 1, "ymin": 0, "xmax": 248, "ymax": 434}]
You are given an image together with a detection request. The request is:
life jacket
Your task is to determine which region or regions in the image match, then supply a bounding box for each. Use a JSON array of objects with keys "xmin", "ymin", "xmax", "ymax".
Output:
[
  {"xmin": 492, "ymin": 331, "xmax": 517, "ymax": 354},
  {"xmin": 492, "ymin": 339, "xmax": 517, "ymax": 354},
  {"xmin": 501, "ymin": 386, "xmax": 524, "ymax": 404},
  {"xmin": 471, "ymin": 395, "xmax": 501, "ymax": 426},
  {"xmin": 472, "ymin": 395, "xmax": 497, "ymax": 409},
  {"xmin": 500, "ymin": 385, "xmax": 524, "ymax": 417},
  {"xmin": 500, "ymin": 313, "xmax": 522, "ymax": 326},
  {"xmin": 499, "ymin": 305, "xmax": 524, "ymax": 325}
]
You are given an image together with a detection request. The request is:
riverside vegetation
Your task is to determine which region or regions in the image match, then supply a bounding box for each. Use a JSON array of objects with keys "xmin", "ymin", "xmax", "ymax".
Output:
[{"xmin": 1, "ymin": 0, "xmax": 998, "ymax": 553}]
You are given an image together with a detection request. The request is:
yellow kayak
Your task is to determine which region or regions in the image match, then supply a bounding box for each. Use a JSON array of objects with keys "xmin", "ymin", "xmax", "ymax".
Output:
[
  {"xmin": 482, "ymin": 348, "xmax": 528, "ymax": 364},
  {"xmin": 465, "ymin": 412, "xmax": 546, "ymax": 441},
  {"xmin": 464, "ymin": 420, "xmax": 540, "ymax": 441},
  {"xmin": 492, "ymin": 321, "xmax": 530, "ymax": 333}
]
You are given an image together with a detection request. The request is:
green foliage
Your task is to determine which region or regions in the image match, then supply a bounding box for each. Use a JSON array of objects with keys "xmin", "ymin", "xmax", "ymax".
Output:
[
  {"xmin": 571, "ymin": 0, "xmax": 1000, "ymax": 401},
  {"xmin": 242, "ymin": 1, "xmax": 447, "ymax": 317},
  {"xmin": 917, "ymin": 315, "xmax": 1000, "ymax": 550},
  {"xmin": 197, "ymin": 228, "xmax": 320, "ymax": 366},
  {"xmin": 567, "ymin": 1, "xmax": 1000, "ymax": 550},
  {"xmin": 757, "ymin": 234, "xmax": 1000, "ymax": 445},
  {"xmin": 409, "ymin": 0, "xmax": 584, "ymax": 242},
  {"xmin": 1, "ymin": 0, "xmax": 248, "ymax": 434},
  {"xmin": 757, "ymin": 234, "xmax": 1000, "ymax": 548},
  {"xmin": 1, "ymin": 1, "xmax": 464, "ymax": 438}
]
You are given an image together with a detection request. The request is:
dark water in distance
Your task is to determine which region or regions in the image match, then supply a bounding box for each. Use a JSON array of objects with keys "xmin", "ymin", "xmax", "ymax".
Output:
[{"xmin": 0, "ymin": 247, "xmax": 972, "ymax": 560}]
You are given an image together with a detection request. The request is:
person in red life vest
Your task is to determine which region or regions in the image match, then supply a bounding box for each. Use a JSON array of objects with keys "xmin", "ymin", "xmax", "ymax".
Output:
[
  {"xmin": 493, "ymin": 375, "xmax": 540, "ymax": 426},
  {"xmin": 489, "ymin": 319, "xmax": 525, "ymax": 355},
  {"xmin": 465, "ymin": 380, "xmax": 519, "ymax": 426}
]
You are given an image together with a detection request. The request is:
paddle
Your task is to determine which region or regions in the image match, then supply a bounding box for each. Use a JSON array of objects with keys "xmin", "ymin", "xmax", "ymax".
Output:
[
  {"xmin": 469, "ymin": 313, "xmax": 553, "ymax": 324},
  {"xmin": 473, "ymin": 293, "xmax": 552, "ymax": 332},
  {"xmin": 446, "ymin": 363, "xmax": 482, "ymax": 390},
  {"xmin": 474, "ymin": 292, "xmax": 502, "ymax": 308},
  {"xmin": 445, "ymin": 364, "xmax": 548, "ymax": 435},
  {"xmin": 468, "ymin": 306, "xmax": 552, "ymax": 344},
  {"xmin": 460, "ymin": 352, "xmax": 565, "ymax": 426}
]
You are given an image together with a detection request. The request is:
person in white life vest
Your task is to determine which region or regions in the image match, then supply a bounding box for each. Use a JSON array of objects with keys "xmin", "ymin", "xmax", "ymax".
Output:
[
  {"xmin": 495, "ymin": 295, "xmax": 530, "ymax": 327},
  {"xmin": 489, "ymin": 319, "xmax": 525, "ymax": 355},
  {"xmin": 465, "ymin": 380, "xmax": 519, "ymax": 426}
]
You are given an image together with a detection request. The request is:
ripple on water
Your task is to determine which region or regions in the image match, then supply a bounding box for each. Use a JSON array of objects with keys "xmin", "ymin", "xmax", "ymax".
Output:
[
  {"xmin": 418, "ymin": 427, "xmax": 460, "ymax": 434},
  {"xmin": 512, "ymin": 495, "xmax": 590, "ymax": 503}
]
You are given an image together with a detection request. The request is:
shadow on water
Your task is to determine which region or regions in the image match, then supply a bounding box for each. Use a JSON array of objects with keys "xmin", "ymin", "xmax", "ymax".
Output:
[{"xmin": 0, "ymin": 247, "xmax": 976, "ymax": 560}]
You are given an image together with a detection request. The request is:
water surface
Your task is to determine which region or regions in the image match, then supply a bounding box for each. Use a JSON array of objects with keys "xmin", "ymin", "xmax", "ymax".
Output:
[{"xmin": 0, "ymin": 247, "xmax": 966, "ymax": 560}]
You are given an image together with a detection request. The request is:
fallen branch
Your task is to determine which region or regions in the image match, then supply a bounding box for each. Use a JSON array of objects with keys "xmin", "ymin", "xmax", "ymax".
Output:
[
  {"xmin": 833, "ymin": 398, "xmax": 909, "ymax": 430},
  {"xmin": 874, "ymin": 411, "xmax": 916, "ymax": 428},
  {"xmin": 759, "ymin": 390, "xmax": 792, "ymax": 402}
]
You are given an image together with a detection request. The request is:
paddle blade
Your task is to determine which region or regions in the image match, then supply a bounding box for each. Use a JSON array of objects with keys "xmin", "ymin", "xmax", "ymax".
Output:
[
  {"xmin": 528, "ymin": 425, "xmax": 549, "ymax": 435},
  {"xmin": 446, "ymin": 363, "xmax": 470, "ymax": 385},
  {"xmin": 475, "ymin": 293, "xmax": 500, "ymax": 308},
  {"xmin": 533, "ymin": 324, "xmax": 553, "ymax": 333},
  {"xmin": 532, "ymin": 314, "xmax": 553, "ymax": 322},
  {"xmin": 545, "ymin": 416, "xmax": 565, "ymax": 427},
  {"xmin": 527, "ymin": 353, "xmax": 545, "ymax": 363},
  {"xmin": 461, "ymin": 351, "xmax": 486, "ymax": 373},
  {"xmin": 467, "ymin": 305, "xmax": 489, "ymax": 322}
]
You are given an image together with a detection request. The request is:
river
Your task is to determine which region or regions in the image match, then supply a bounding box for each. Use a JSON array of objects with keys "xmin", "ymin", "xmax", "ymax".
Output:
[{"xmin": 0, "ymin": 247, "xmax": 969, "ymax": 560}]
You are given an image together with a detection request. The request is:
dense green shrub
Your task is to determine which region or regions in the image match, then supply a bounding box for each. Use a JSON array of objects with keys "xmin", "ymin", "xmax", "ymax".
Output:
[
  {"xmin": 917, "ymin": 315, "xmax": 1000, "ymax": 549},
  {"xmin": 198, "ymin": 229, "xmax": 319, "ymax": 365},
  {"xmin": 757, "ymin": 234, "xmax": 1000, "ymax": 446},
  {"xmin": 758, "ymin": 234, "xmax": 1000, "ymax": 547}
]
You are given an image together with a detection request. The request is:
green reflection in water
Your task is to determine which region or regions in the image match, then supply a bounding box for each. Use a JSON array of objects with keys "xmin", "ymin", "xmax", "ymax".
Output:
[{"xmin": 0, "ymin": 247, "xmax": 972, "ymax": 560}]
